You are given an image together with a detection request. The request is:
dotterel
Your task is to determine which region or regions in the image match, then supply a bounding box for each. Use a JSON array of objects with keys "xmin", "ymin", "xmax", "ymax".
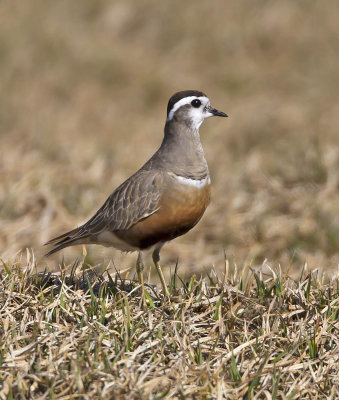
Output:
[{"xmin": 45, "ymin": 90, "xmax": 228, "ymax": 300}]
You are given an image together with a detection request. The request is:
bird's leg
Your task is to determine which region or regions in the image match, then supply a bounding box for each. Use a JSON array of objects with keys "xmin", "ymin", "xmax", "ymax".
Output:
[
  {"xmin": 136, "ymin": 251, "xmax": 146, "ymax": 307},
  {"xmin": 152, "ymin": 245, "xmax": 170, "ymax": 297}
]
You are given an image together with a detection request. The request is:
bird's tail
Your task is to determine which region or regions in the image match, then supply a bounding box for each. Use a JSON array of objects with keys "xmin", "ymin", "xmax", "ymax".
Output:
[{"xmin": 44, "ymin": 227, "xmax": 88, "ymax": 257}]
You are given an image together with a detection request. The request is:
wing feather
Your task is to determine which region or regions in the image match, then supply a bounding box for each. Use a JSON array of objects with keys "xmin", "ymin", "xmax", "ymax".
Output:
[{"xmin": 45, "ymin": 170, "xmax": 163, "ymax": 255}]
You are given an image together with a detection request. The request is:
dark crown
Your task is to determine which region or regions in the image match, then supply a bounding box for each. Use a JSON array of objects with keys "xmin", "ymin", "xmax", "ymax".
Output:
[{"xmin": 167, "ymin": 90, "xmax": 207, "ymax": 116}]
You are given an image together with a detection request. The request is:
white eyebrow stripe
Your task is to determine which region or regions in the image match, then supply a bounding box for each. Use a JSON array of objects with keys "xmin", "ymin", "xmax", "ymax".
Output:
[{"xmin": 167, "ymin": 96, "xmax": 209, "ymax": 122}]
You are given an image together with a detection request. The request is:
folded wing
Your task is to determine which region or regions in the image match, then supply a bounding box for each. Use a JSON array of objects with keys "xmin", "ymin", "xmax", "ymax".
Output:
[{"xmin": 45, "ymin": 170, "xmax": 163, "ymax": 256}]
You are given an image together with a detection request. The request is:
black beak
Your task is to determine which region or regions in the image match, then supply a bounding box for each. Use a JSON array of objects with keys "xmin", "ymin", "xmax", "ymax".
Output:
[{"xmin": 208, "ymin": 106, "xmax": 228, "ymax": 117}]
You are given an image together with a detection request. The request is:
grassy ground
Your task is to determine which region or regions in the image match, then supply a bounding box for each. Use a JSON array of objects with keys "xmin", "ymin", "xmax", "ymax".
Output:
[
  {"xmin": 1, "ymin": 1, "xmax": 339, "ymax": 398},
  {"xmin": 1, "ymin": 252, "xmax": 338, "ymax": 399}
]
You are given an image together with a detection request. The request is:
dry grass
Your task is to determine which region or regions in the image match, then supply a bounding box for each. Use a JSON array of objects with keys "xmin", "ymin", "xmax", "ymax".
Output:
[
  {"xmin": 1, "ymin": 2, "xmax": 339, "ymax": 398},
  {"xmin": 1, "ymin": 251, "xmax": 338, "ymax": 399}
]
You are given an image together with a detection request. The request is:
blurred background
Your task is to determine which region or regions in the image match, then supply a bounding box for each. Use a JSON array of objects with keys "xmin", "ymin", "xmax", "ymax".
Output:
[{"xmin": 1, "ymin": 0, "xmax": 338, "ymax": 279}]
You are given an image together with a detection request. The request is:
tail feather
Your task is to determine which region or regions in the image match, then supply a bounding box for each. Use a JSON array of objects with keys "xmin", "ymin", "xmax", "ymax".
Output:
[
  {"xmin": 44, "ymin": 226, "xmax": 89, "ymax": 257},
  {"xmin": 44, "ymin": 239, "xmax": 82, "ymax": 257},
  {"xmin": 44, "ymin": 227, "xmax": 80, "ymax": 246}
]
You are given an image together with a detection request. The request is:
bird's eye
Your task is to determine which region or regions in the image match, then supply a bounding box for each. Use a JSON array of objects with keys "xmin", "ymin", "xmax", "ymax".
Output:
[{"xmin": 191, "ymin": 99, "xmax": 201, "ymax": 108}]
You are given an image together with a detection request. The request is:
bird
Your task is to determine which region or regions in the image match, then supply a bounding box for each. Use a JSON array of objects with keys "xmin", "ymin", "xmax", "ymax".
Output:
[{"xmin": 45, "ymin": 90, "xmax": 227, "ymax": 301}]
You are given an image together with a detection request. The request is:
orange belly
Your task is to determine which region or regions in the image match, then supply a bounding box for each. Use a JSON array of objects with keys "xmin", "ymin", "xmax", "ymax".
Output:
[{"xmin": 115, "ymin": 181, "xmax": 211, "ymax": 249}]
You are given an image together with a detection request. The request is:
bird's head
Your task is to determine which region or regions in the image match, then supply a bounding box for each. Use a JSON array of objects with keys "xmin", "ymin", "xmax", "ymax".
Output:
[{"xmin": 166, "ymin": 90, "xmax": 228, "ymax": 130}]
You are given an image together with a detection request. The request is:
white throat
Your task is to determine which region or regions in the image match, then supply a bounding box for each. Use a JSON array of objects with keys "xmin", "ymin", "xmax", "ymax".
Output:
[{"xmin": 167, "ymin": 96, "xmax": 211, "ymax": 130}]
